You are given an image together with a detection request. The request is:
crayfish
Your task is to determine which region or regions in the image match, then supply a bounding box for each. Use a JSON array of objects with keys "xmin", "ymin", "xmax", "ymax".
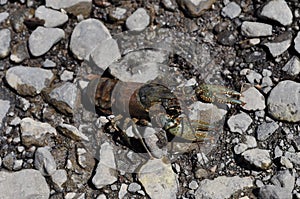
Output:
[{"xmin": 86, "ymin": 68, "xmax": 245, "ymax": 158}]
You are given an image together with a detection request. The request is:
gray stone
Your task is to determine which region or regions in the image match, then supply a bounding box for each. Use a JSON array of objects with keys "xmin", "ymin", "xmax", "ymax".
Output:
[
  {"xmin": 189, "ymin": 180, "xmax": 199, "ymax": 190},
  {"xmin": 241, "ymin": 87, "xmax": 266, "ymax": 111},
  {"xmin": 267, "ymin": 80, "xmax": 300, "ymax": 122},
  {"xmin": 108, "ymin": 7, "xmax": 127, "ymax": 22},
  {"xmin": 2, "ymin": 152, "xmax": 15, "ymax": 170},
  {"xmin": 176, "ymin": 0, "xmax": 216, "ymax": 17},
  {"xmin": 256, "ymin": 120, "xmax": 279, "ymax": 141},
  {"xmin": 258, "ymin": 185, "xmax": 292, "ymax": 199},
  {"xmin": 0, "ymin": 169, "xmax": 50, "ymax": 199},
  {"xmin": 60, "ymin": 70, "xmax": 74, "ymax": 81},
  {"xmin": 20, "ymin": 117, "xmax": 57, "ymax": 147},
  {"xmin": 244, "ymin": 135, "xmax": 257, "ymax": 148},
  {"xmin": 221, "ymin": 2, "xmax": 241, "ymax": 19},
  {"xmin": 0, "ymin": 0, "xmax": 7, "ymax": 5},
  {"xmin": 46, "ymin": 0, "xmax": 92, "ymax": 9},
  {"xmin": 42, "ymin": 59, "xmax": 56, "ymax": 68},
  {"xmin": 10, "ymin": 41, "xmax": 29, "ymax": 63},
  {"xmin": 128, "ymin": 182, "xmax": 142, "ymax": 193},
  {"xmin": 241, "ymin": 21, "xmax": 272, "ymax": 37},
  {"xmin": 162, "ymin": 0, "xmax": 177, "ymax": 11},
  {"xmin": 29, "ymin": 27, "xmax": 65, "ymax": 56},
  {"xmin": 261, "ymin": 76, "xmax": 273, "ymax": 93},
  {"xmin": 70, "ymin": 18, "xmax": 111, "ymax": 60},
  {"xmin": 126, "ymin": 8, "xmax": 150, "ymax": 31},
  {"xmin": 138, "ymin": 158, "xmax": 178, "ymax": 199},
  {"xmin": 282, "ymin": 56, "xmax": 300, "ymax": 76},
  {"xmin": 92, "ymin": 142, "xmax": 118, "ymax": 189},
  {"xmin": 280, "ymin": 156, "xmax": 293, "ymax": 168},
  {"xmin": 118, "ymin": 184, "xmax": 128, "ymax": 199},
  {"xmin": 51, "ymin": 169, "xmax": 68, "ymax": 189},
  {"xmin": 227, "ymin": 112, "xmax": 252, "ymax": 134},
  {"xmin": 0, "ymin": 12, "xmax": 9, "ymax": 23},
  {"xmin": 5, "ymin": 66, "xmax": 54, "ymax": 96},
  {"xmin": 264, "ymin": 33, "xmax": 292, "ymax": 57},
  {"xmin": 0, "ymin": 29, "xmax": 11, "ymax": 58},
  {"xmin": 89, "ymin": 38, "xmax": 121, "ymax": 71},
  {"xmin": 13, "ymin": 159, "xmax": 23, "ymax": 170},
  {"xmin": 234, "ymin": 143, "xmax": 248, "ymax": 155},
  {"xmin": 195, "ymin": 176, "xmax": 253, "ymax": 199},
  {"xmin": 271, "ymin": 170, "xmax": 295, "ymax": 192},
  {"xmin": 34, "ymin": 147, "xmax": 57, "ymax": 176},
  {"xmin": 245, "ymin": 69, "xmax": 262, "ymax": 84},
  {"xmin": 35, "ymin": 6, "xmax": 68, "ymax": 28},
  {"xmin": 97, "ymin": 194, "xmax": 107, "ymax": 199},
  {"xmin": 0, "ymin": 99, "xmax": 10, "ymax": 128},
  {"xmin": 259, "ymin": 0, "xmax": 293, "ymax": 26},
  {"xmin": 241, "ymin": 148, "xmax": 272, "ymax": 170},
  {"xmin": 294, "ymin": 32, "xmax": 300, "ymax": 54},
  {"xmin": 285, "ymin": 152, "xmax": 300, "ymax": 166}
]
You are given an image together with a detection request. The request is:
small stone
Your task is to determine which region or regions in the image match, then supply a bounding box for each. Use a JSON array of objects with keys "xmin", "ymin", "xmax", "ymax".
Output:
[
  {"xmin": 241, "ymin": 21, "xmax": 272, "ymax": 37},
  {"xmin": 245, "ymin": 70, "xmax": 262, "ymax": 84},
  {"xmin": 64, "ymin": 2, "xmax": 92, "ymax": 18},
  {"xmin": 162, "ymin": 0, "xmax": 177, "ymax": 11},
  {"xmin": 42, "ymin": 59, "xmax": 56, "ymax": 68},
  {"xmin": 35, "ymin": 147, "xmax": 57, "ymax": 176},
  {"xmin": 2, "ymin": 153, "xmax": 15, "ymax": 170},
  {"xmin": 227, "ymin": 112, "xmax": 253, "ymax": 134},
  {"xmin": 176, "ymin": 0, "xmax": 216, "ymax": 17},
  {"xmin": 118, "ymin": 184, "xmax": 128, "ymax": 199},
  {"xmin": 258, "ymin": 185, "xmax": 292, "ymax": 199},
  {"xmin": 10, "ymin": 8, "xmax": 34, "ymax": 32},
  {"xmin": 0, "ymin": 99, "xmax": 10, "ymax": 128},
  {"xmin": 0, "ymin": 169, "xmax": 50, "ymax": 199},
  {"xmin": 10, "ymin": 116, "xmax": 20, "ymax": 127},
  {"xmin": 282, "ymin": 56, "xmax": 300, "ymax": 76},
  {"xmin": 97, "ymin": 194, "xmax": 107, "ymax": 199},
  {"xmin": 244, "ymin": 135, "xmax": 257, "ymax": 148},
  {"xmin": 46, "ymin": 0, "xmax": 92, "ymax": 10},
  {"xmin": 70, "ymin": 18, "xmax": 111, "ymax": 60},
  {"xmin": 0, "ymin": 12, "xmax": 9, "ymax": 23},
  {"xmin": 241, "ymin": 148, "xmax": 272, "ymax": 170},
  {"xmin": 241, "ymin": 87, "xmax": 266, "ymax": 111},
  {"xmin": 108, "ymin": 7, "xmax": 127, "ymax": 22},
  {"xmin": 35, "ymin": 6, "xmax": 68, "ymax": 27},
  {"xmin": 195, "ymin": 168, "xmax": 209, "ymax": 179},
  {"xmin": 264, "ymin": 32, "xmax": 292, "ymax": 57},
  {"xmin": 51, "ymin": 169, "xmax": 67, "ymax": 189},
  {"xmin": 126, "ymin": 8, "xmax": 150, "ymax": 31},
  {"xmin": 128, "ymin": 182, "xmax": 141, "ymax": 193},
  {"xmin": 189, "ymin": 180, "xmax": 199, "ymax": 190},
  {"xmin": 221, "ymin": 2, "xmax": 241, "ymax": 19},
  {"xmin": 267, "ymin": 80, "xmax": 300, "ymax": 122},
  {"xmin": 60, "ymin": 70, "xmax": 74, "ymax": 81},
  {"xmin": 29, "ymin": 27, "xmax": 65, "ymax": 57},
  {"xmin": 10, "ymin": 41, "xmax": 29, "ymax": 63},
  {"xmin": 234, "ymin": 143, "xmax": 248, "ymax": 155},
  {"xmin": 259, "ymin": 0, "xmax": 293, "ymax": 26},
  {"xmin": 280, "ymin": 156, "xmax": 293, "ymax": 168},
  {"xmin": 57, "ymin": 123, "xmax": 89, "ymax": 141},
  {"xmin": 0, "ymin": 29, "xmax": 11, "ymax": 58},
  {"xmin": 13, "ymin": 159, "xmax": 23, "ymax": 170},
  {"xmin": 256, "ymin": 120, "xmax": 279, "ymax": 141},
  {"xmin": 20, "ymin": 117, "xmax": 57, "ymax": 147},
  {"xmin": 6, "ymin": 66, "xmax": 54, "ymax": 96},
  {"xmin": 271, "ymin": 170, "xmax": 295, "ymax": 192}
]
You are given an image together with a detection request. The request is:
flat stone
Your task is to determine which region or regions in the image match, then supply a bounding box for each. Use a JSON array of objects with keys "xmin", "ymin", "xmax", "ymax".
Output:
[
  {"xmin": 259, "ymin": 0, "xmax": 293, "ymax": 26},
  {"xmin": 34, "ymin": 147, "xmax": 57, "ymax": 176},
  {"xmin": 241, "ymin": 148, "xmax": 272, "ymax": 170},
  {"xmin": 89, "ymin": 38, "xmax": 121, "ymax": 71},
  {"xmin": 20, "ymin": 117, "xmax": 57, "ymax": 147},
  {"xmin": 256, "ymin": 120, "xmax": 279, "ymax": 141},
  {"xmin": 126, "ymin": 8, "xmax": 150, "ymax": 31},
  {"xmin": 138, "ymin": 158, "xmax": 178, "ymax": 199},
  {"xmin": 0, "ymin": 29, "xmax": 11, "ymax": 58},
  {"xmin": 60, "ymin": 70, "xmax": 74, "ymax": 81},
  {"xmin": 92, "ymin": 142, "xmax": 118, "ymax": 189},
  {"xmin": 227, "ymin": 112, "xmax": 253, "ymax": 134},
  {"xmin": 46, "ymin": 0, "xmax": 92, "ymax": 9},
  {"xmin": 176, "ymin": 0, "xmax": 216, "ymax": 17},
  {"xmin": 264, "ymin": 32, "xmax": 292, "ymax": 57},
  {"xmin": 234, "ymin": 143, "xmax": 248, "ymax": 155},
  {"xmin": 221, "ymin": 1, "xmax": 241, "ymax": 19},
  {"xmin": 241, "ymin": 21, "xmax": 272, "ymax": 37},
  {"xmin": 0, "ymin": 169, "xmax": 50, "ymax": 199},
  {"xmin": 5, "ymin": 66, "xmax": 54, "ymax": 96},
  {"xmin": 0, "ymin": 99, "xmax": 10, "ymax": 128},
  {"xmin": 258, "ymin": 185, "xmax": 292, "ymax": 199},
  {"xmin": 70, "ymin": 18, "xmax": 111, "ymax": 60},
  {"xmin": 241, "ymin": 87, "xmax": 266, "ymax": 111},
  {"xmin": 57, "ymin": 123, "xmax": 89, "ymax": 141},
  {"xmin": 35, "ymin": 6, "xmax": 68, "ymax": 28},
  {"xmin": 282, "ymin": 56, "xmax": 300, "ymax": 76},
  {"xmin": 195, "ymin": 176, "xmax": 253, "ymax": 199},
  {"xmin": 29, "ymin": 27, "xmax": 65, "ymax": 56},
  {"xmin": 267, "ymin": 80, "xmax": 300, "ymax": 122}
]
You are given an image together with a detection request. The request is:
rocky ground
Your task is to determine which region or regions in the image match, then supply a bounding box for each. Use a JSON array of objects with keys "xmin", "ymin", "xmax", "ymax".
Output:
[{"xmin": 0, "ymin": 0, "xmax": 300, "ymax": 199}]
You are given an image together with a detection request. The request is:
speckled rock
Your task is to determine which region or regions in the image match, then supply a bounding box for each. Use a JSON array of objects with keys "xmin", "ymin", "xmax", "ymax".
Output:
[
  {"xmin": 0, "ymin": 29, "xmax": 11, "ymax": 58},
  {"xmin": 34, "ymin": 147, "xmax": 57, "ymax": 176},
  {"xmin": 227, "ymin": 112, "xmax": 252, "ymax": 134},
  {"xmin": 0, "ymin": 99, "xmax": 10, "ymax": 128},
  {"xmin": 241, "ymin": 87, "xmax": 266, "ymax": 111},
  {"xmin": 35, "ymin": 6, "xmax": 68, "ymax": 27},
  {"xmin": 28, "ymin": 27, "xmax": 65, "ymax": 56},
  {"xmin": 70, "ymin": 18, "xmax": 111, "ymax": 60},
  {"xmin": 126, "ymin": 8, "xmax": 150, "ymax": 31},
  {"xmin": 0, "ymin": 169, "xmax": 50, "ymax": 199},
  {"xmin": 138, "ymin": 158, "xmax": 178, "ymax": 199},
  {"xmin": 5, "ymin": 66, "xmax": 54, "ymax": 96},
  {"xmin": 176, "ymin": 0, "xmax": 216, "ymax": 17},
  {"xmin": 267, "ymin": 80, "xmax": 300, "ymax": 122},
  {"xmin": 241, "ymin": 21, "xmax": 272, "ymax": 37}
]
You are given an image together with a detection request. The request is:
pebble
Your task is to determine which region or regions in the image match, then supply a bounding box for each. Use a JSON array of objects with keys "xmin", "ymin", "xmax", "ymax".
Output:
[
  {"xmin": 34, "ymin": 147, "xmax": 57, "ymax": 176},
  {"xmin": 234, "ymin": 143, "xmax": 248, "ymax": 155},
  {"xmin": 89, "ymin": 38, "xmax": 121, "ymax": 71},
  {"xmin": 64, "ymin": 1, "xmax": 92, "ymax": 19},
  {"xmin": 2, "ymin": 152, "xmax": 15, "ymax": 170},
  {"xmin": 258, "ymin": 185, "xmax": 292, "ymax": 199},
  {"xmin": 42, "ymin": 59, "xmax": 56, "ymax": 68},
  {"xmin": 244, "ymin": 135, "xmax": 257, "ymax": 148},
  {"xmin": 0, "ymin": 0, "xmax": 7, "ymax": 5},
  {"xmin": 195, "ymin": 176, "xmax": 253, "ymax": 199},
  {"xmin": 0, "ymin": 99, "xmax": 10, "ymax": 128},
  {"xmin": 0, "ymin": 12, "xmax": 9, "ymax": 23},
  {"xmin": 267, "ymin": 80, "xmax": 300, "ymax": 122},
  {"xmin": 127, "ymin": 182, "xmax": 142, "ymax": 193},
  {"xmin": 45, "ymin": 82, "xmax": 79, "ymax": 115},
  {"xmin": 10, "ymin": 41, "xmax": 29, "ymax": 63},
  {"xmin": 285, "ymin": 152, "xmax": 300, "ymax": 166},
  {"xmin": 161, "ymin": 0, "xmax": 177, "ymax": 11},
  {"xmin": 241, "ymin": 148, "xmax": 272, "ymax": 170},
  {"xmin": 126, "ymin": 8, "xmax": 150, "ymax": 31},
  {"xmin": 244, "ymin": 69, "xmax": 262, "ymax": 84},
  {"xmin": 241, "ymin": 21, "xmax": 272, "ymax": 37},
  {"xmin": 5, "ymin": 65, "xmax": 54, "ymax": 96},
  {"xmin": 227, "ymin": 112, "xmax": 252, "ymax": 134},
  {"xmin": 35, "ymin": 6, "xmax": 68, "ymax": 28},
  {"xmin": 189, "ymin": 180, "xmax": 199, "ymax": 190},
  {"xmin": 118, "ymin": 183, "xmax": 128, "ymax": 199},
  {"xmin": 108, "ymin": 7, "xmax": 127, "ymax": 22},
  {"xmin": 70, "ymin": 18, "xmax": 111, "ymax": 60},
  {"xmin": 264, "ymin": 32, "xmax": 292, "ymax": 57},
  {"xmin": 282, "ymin": 56, "xmax": 300, "ymax": 76},
  {"xmin": 46, "ymin": 0, "xmax": 92, "ymax": 9},
  {"xmin": 20, "ymin": 117, "xmax": 57, "ymax": 147},
  {"xmin": 0, "ymin": 169, "xmax": 50, "ymax": 199},
  {"xmin": 97, "ymin": 194, "xmax": 107, "ymax": 199},
  {"xmin": 259, "ymin": 0, "xmax": 293, "ymax": 26},
  {"xmin": 60, "ymin": 70, "xmax": 74, "ymax": 81},
  {"xmin": 221, "ymin": 1, "xmax": 241, "ymax": 19},
  {"xmin": 241, "ymin": 87, "xmax": 266, "ymax": 111},
  {"xmin": 176, "ymin": 0, "xmax": 216, "ymax": 17},
  {"xmin": 271, "ymin": 170, "xmax": 295, "ymax": 192},
  {"xmin": 138, "ymin": 158, "xmax": 178, "ymax": 199},
  {"xmin": 294, "ymin": 32, "xmax": 300, "ymax": 54},
  {"xmin": 51, "ymin": 169, "xmax": 68, "ymax": 190},
  {"xmin": 28, "ymin": 26, "xmax": 65, "ymax": 57},
  {"xmin": 58, "ymin": 123, "xmax": 89, "ymax": 141},
  {"xmin": 92, "ymin": 142, "xmax": 118, "ymax": 189},
  {"xmin": 0, "ymin": 29, "xmax": 11, "ymax": 58},
  {"xmin": 280, "ymin": 156, "xmax": 293, "ymax": 168},
  {"xmin": 256, "ymin": 120, "xmax": 279, "ymax": 141}
]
